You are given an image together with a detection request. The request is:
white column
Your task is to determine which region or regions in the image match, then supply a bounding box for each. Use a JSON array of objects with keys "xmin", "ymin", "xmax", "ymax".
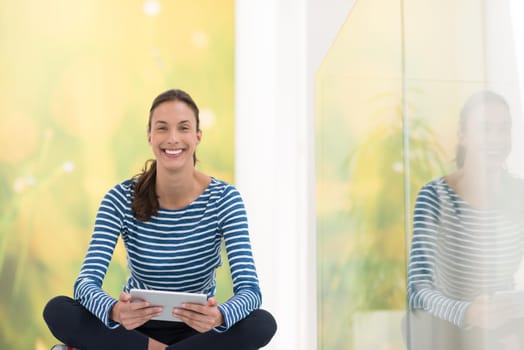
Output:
[
  {"xmin": 235, "ymin": 1, "xmax": 354, "ymax": 349},
  {"xmin": 235, "ymin": 1, "xmax": 308, "ymax": 349}
]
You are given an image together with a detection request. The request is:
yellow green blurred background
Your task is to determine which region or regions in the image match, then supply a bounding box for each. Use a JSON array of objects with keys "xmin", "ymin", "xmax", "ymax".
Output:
[{"xmin": 0, "ymin": 0, "xmax": 234, "ymax": 348}]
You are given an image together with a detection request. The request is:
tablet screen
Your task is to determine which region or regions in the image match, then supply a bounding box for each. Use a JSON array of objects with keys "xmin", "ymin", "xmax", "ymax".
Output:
[{"xmin": 130, "ymin": 289, "xmax": 207, "ymax": 322}]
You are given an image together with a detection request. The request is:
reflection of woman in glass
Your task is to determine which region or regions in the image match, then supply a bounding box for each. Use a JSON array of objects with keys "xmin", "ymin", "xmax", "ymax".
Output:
[
  {"xmin": 43, "ymin": 89, "xmax": 277, "ymax": 350},
  {"xmin": 407, "ymin": 90, "xmax": 524, "ymax": 349}
]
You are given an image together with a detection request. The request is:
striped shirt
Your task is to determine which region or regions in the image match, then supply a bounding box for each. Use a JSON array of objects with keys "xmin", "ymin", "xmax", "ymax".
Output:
[
  {"xmin": 408, "ymin": 177, "xmax": 524, "ymax": 327},
  {"xmin": 73, "ymin": 177, "xmax": 261, "ymax": 331}
]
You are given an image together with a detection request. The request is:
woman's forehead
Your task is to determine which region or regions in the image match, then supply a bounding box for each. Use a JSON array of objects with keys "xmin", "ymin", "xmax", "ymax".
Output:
[
  {"xmin": 466, "ymin": 102, "xmax": 511, "ymax": 123},
  {"xmin": 151, "ymin": 100, "xmax": 196, "ymax": 121}
]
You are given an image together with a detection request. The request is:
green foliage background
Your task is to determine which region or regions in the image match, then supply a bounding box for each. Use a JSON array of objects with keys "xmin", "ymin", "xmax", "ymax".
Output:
[{"xmin": 0, "ymin": 1, "xmax": 234, "ymax": 348}]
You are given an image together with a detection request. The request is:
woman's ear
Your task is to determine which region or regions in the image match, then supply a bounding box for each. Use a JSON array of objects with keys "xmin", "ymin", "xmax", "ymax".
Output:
[
  {"xmin": 147, "ymin": 132, "xmax": 151, "ymax": 144},
  {"xmin": 196, "ymin": 129, "xmax": 202, "ymax": 144}
]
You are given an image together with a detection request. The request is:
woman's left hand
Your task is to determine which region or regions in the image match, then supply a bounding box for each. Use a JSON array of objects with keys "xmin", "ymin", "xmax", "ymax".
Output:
[{"xmin": 173, "ymin": 297, "xmax": 224, "ymax": 333}]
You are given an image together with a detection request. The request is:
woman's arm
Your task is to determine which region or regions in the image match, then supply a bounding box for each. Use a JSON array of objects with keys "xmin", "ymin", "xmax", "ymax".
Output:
[
  {"xmin": 73, "ymin": 184, "xmax": 128, "ymax": 328},
  {"xmin": 407, "ymin": 184, "xmax": 471, "ymax": 327},
  {"xmin": 214, "ymin": 185, "xmax": 262, "ymax": 332}
]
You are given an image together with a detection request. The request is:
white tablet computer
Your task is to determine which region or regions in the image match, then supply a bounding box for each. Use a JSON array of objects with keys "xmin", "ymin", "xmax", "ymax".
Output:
[{"xmin": 130, "ymin": 288, "xmax": 207, "ymax": 322}]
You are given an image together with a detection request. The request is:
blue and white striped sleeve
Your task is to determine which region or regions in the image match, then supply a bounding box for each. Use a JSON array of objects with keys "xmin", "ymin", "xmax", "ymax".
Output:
[
  {"xmin": 215, "ymin": 185, "xmax": 262, "ymax": 332},
  {"xmin": 407, "ymin": 184, "xmax": 471, "ymax": 327},
  {"xmin": 73, "ymin": 184, "xmax": 128, "ymax": 329}
]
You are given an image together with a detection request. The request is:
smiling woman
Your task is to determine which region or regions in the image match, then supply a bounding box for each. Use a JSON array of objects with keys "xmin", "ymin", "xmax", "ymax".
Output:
[
  {"xmin": 407, "ymin": 91, "xmax": 524, "ymax": 349},
  {"xmin": 42, "ymin": 88, "xmax": 277, "ymax": 350}
]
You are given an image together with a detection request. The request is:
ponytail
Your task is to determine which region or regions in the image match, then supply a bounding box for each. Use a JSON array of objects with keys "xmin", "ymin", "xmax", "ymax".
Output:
[
  {"xmin": 132, "ymin": 159, "xmax": 158, "ymax": 221},
  {"xmin": 455, "ymin": 144, "xmax": 466, "ymax": 168}
]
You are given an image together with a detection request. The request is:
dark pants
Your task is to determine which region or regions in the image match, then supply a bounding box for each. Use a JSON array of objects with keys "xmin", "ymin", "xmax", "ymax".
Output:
[{"xmin": 43, "ymin": 296, "xmax": 277, "ymax": 350}]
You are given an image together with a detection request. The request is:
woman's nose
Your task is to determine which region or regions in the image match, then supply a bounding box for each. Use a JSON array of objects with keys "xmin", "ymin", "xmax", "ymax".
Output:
[
  {"xmin": 486, "ymin": 127, "xmax": 510, "ymax": 143},
  {"xmin": 167, "ymin": 130, "xmax": 179, "ymax": 143}
]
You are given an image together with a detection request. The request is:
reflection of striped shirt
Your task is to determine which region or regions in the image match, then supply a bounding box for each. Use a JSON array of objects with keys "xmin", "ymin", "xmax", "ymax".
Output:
[
  {"xmin": 74, "ymin": 177, "xmax": 261, "ymax": 332},
  {"xmin": 408, "ymin": 177, "xmax": 524, "ymax": 327}
]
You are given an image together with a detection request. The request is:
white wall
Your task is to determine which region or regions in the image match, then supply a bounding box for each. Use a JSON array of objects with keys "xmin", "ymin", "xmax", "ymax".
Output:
[{"xmin": 234, "ymin": 1, "xmax": 354, "ymax": 349}]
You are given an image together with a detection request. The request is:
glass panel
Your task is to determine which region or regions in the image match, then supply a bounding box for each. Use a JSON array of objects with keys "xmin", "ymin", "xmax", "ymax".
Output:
[
  {"xmin": 315, "ymin": 1, "xmax": 406, "ymax": 349},
  {"xmin": 316, "ymin": 0, "xmax": 524, "ymax": 349}
]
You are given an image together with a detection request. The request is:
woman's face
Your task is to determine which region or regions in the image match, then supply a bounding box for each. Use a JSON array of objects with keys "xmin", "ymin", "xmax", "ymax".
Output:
[
  {"xmin": 460, "ymin": 102, "xmax": 512, "ymax": 169},
  {"xmin": 148, "ymin": 100, "xmax": 201, "ymax": 172}
]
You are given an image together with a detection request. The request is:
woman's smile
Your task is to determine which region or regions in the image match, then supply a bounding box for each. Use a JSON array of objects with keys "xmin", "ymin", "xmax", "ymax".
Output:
[{"xmin": 163, "ymin": 148, "xmax": 184, "ymax": 157}]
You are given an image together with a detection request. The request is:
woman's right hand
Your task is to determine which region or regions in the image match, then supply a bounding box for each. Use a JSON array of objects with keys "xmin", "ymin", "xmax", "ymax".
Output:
[
  {"xmin": 110, "ymin": 292, "xmax": 163, "ymax": 330},
  {"xmin": 464, "ymin": 294, "xmax": 514, "ymax": 330}
]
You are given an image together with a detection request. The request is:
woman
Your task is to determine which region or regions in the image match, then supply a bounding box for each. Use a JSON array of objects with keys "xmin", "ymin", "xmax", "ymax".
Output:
[
  {"xmin": 407, "ymin": 90, "xmax": 524, "ymax": 349},
  {"xmin": 43, "ymin": 89, "xmax": 277, "ymax": 350}
]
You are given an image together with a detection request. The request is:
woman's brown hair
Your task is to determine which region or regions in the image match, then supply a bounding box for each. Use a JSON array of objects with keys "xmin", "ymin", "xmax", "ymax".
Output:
[{"xmin": 131, "ymin": 89, "xmax": 200, "ymax": 221}]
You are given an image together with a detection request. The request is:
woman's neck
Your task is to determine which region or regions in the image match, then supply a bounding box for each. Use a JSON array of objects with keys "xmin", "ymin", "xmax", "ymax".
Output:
[
  {"xmin": 155, "ymin": 167, "xmax": 208, "ymax": 210},
  {"xmin": 446, "ymin": 166, "xmax": 505, "ymax": 208}
]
